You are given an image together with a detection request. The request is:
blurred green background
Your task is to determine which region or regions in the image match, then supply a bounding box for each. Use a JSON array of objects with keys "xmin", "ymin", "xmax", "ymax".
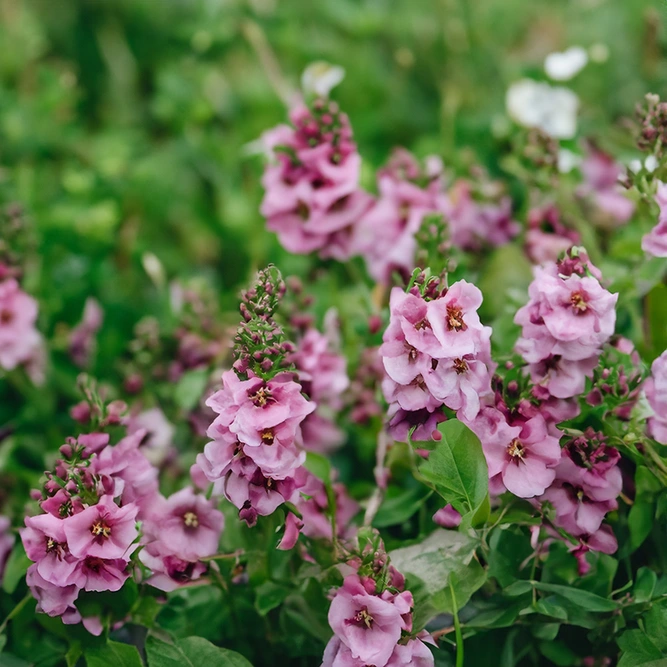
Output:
[{"xmin": 0, "ymin": 0, "xmax": 665, "ymax": 340}]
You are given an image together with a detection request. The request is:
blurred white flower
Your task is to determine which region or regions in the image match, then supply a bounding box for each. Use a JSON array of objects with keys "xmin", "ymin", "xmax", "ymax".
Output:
[
  {"xmin": 544, "ymin": 46, "xmax": 588, "ymax": 81},
  {"xmin": 301, "ymin": 61, "xmax": 345, "ymax": 98},
  {"xmin": 558, "ymin": 148, "xmax": 582, "ymax": 173},
  {"xmin": 629, "ymin": 155, "xmax": 658, "ymax": 174},
  {"xmin": 506, "ymin": 79, "xmax": 579, "ymax": 139}
]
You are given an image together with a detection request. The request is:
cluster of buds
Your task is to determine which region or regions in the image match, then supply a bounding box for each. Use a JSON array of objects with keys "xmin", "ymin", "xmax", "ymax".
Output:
[
  {"xmin": 233, "ymin": 265, "xmax": 294, "ymax": 380},
  {"xmin": 635, "ymin": 93, "xmax": 667, "ymax": 158}
]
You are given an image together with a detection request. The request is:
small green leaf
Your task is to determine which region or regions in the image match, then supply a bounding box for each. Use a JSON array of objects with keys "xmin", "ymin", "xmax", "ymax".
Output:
[
  {"xmin": 539, "ymin": 640, "xmax": 578, "ymax": 666},
  {"xmin": 628, "ymin": 502, "xmax": 654, "ymax": 554},
  {"xmin": 533, "ymin": 582, "xmax": 619, "ymax": 612},
  {"xmin": 634, "ymin": 568, "xmax": 658, "ymax": 604},
  {"xmin": 174, "ymin": 369, "xmax": 209, "ymax": 412},
  {"xmin": 255, "ymin": 581, "xmax": 290, "ymax": 616},
  {"xmin": 85, "ymin": 640, "xmax": 143, "ymax": 667},
  {"xmin": 417, "ymin": 419, "xmax": 489, "ymax": 524},
  {"xmin": 372, "ymin": 485, "xmax": 432, "ymax": 528},
  {"xmin": 304, "ymin": 452, "xmax": 331, "ymax": 482}
]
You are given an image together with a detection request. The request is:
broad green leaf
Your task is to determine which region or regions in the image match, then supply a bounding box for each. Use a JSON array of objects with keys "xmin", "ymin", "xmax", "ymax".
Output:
[
  {"xmin": 389, "ymin": 529, "xmax": 486, "ymax": 629},
  {"xmin": 85, "ymin": 640, "xmax": 143, "ymax": 667},
  {"xmin": 417, "ymin": 419, "xmax": 489, "ymax": 524},
  {"xmin": 146, "ymin": 636, "xmax": 253, "ymax": 667},
  {"xmin": 618, "ymin": 629, "xmax": 663, "ymax": 667},
  {"xmin": 644, "ymin": 600, "xmax": 667, "ymax": 653}
]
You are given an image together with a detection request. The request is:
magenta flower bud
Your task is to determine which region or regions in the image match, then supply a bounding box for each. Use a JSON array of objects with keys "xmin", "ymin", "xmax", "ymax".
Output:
[
  {"xmin": 70, "ymin": 401, "xmax": 91, "ymax": 424},
  {"xmin": 368, "ymin": 314, "xmax": 382, "ymax": 335}
]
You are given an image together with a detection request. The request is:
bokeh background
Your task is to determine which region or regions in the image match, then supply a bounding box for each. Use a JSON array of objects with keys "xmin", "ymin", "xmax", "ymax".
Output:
[{"xmin": 0, "ymin": 0, "xmax": 665, "ymax": 440}]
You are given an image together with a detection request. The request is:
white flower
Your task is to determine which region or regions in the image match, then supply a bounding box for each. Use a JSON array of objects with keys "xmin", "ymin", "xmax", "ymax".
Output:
[
  {"xmin": 506, "ymin": 79, "xmax": 579, "ymax": 139},
  {"xmin": 558, "ymin": 148, "xmax": 582, "ymax": 173},
  {"xmin": 544, "ymin": 46, "xmax": 588, "ymax": 81},
  {"xmin": 301, "ymin": 62, "xmax": 345, "ymax": 98},
  {"xmin": 629, "ymin": 155, "xmax": 658, "ymax": 174}
]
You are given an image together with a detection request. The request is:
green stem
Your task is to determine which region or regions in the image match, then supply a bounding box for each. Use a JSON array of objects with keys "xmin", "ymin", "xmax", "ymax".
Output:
[{"xmin": 450, "ymin": 580, "xmax": 464, "ymax": 667}]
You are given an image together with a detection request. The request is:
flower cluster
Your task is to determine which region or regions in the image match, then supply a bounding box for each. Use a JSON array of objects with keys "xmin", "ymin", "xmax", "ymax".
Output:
[
  {"xmin": 260, "ymin": 100, "xmax": 372, "ymax": 260},
  {"xmin": 21, "ymin": 433, "xmax": 147, "ymax": 633},
  {"xmin": 261, "ymin": 106, "xmax": 519, "ymax": 281},
  {"xmin": 323, "ymin": 569, "xmax": 434, "ymax": 667},
  {"xmin": 0, "ymin": 276, "xmax": 44, "ymax": 382},
  {"xmin": 515, "ymin": 248, "xmax": 618, "ymax": 400},
  {"xmin": 642, "ymin": 181, "xmax": 667, "ymax": 258},
  {"xmin": 539, "ymin": 430, "xmax": 622, "ymax": 573},
  {"xmin": 380, "ymin": 277, "xmax": 494, "ymax": 441},
  {"xmin": 198, "ymin": 369, "xmax": 314, "ymax": 526},
  {"xmin": 645, "ymin": 351, "xmax": 667, "ymax": 444}
]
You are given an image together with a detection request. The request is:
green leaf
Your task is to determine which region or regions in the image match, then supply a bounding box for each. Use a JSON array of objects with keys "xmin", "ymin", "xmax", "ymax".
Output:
[
  {"xmin": 646, "ymin": 284, "xmax": 667, "ymax": 358},
  {"xmin": 627, "ymin": 501, "xmax": 654, "ymax": 554},
  {"xmin": 2, "ymin": 543, "xmax": 30, "ymax": 594},
  {"xmin": 146, "ymin": 635, "xmax": 253, "ymax": 667},
  {"xmin": 539, "ymin": 640, "xmax": 578, "ymax": 666},
  {"xmin": 85, "ymin": 640, "xmax": 143, "ymax": 667},
  {"xmin": 254, "ymin": 581, "xmax": 290, "ymax": 616},
  {"xmin": 303, "ymin": 452, "xmax": 331, "ymax": 482},
  {"xmin": 645, "ymin": 600, "xmax": 667, "ymax": 653},
  {"xmin": 634, "ymin": 568, "xmax": 658, "ymax": 604},
  {"xmin": 372, "ymin": 485, "xmax": 432, "ymax": 528},
  {"xmin": 618, "ymin": 629, "xmax": 663, "ymax": 667},
  {"xmin": 532, "ymin": 582, "xmax": 619, "ymax": 612},
  {"xmin": 389, "ymin": 529, "xmax": 486, "ymax": 629},
  {"xmin": 417, "ymin": 419, "xmax": 489, "ymax": 524},
  {"xmin": 174, "ymin": 369, "xmax": 209, "ymax": 412}
]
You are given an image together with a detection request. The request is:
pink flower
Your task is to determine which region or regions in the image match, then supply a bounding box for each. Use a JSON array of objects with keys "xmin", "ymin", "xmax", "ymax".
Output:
[
  {"xmin": 467, "ymin": 408, "xmax": 561, "ymax": 498},
  {"xmin": 433, "ymin": 505, "xmax": 462, "ymax": 529},
  {"xmin": 0, "ymin": 278, "xmax": 43, "ymax": 375},
  {"xmin": 63, "ymin": 496, "xmax": 138, "ymax": 560},
  {"xmin": 541, "ymin": 432, "xmax": 621, "ymax": 536},
  {"xmin": 142, "ymin": 487, "xmax": 224, "ymax": 561},
  {"xmin": 126, "ymin": 407, "xmax": 175, "ymax": 466},
  {"xmin": 22, "ymin": 513, "xmax": 78, "ymax": 586},
  {"xmin": 261, "ymin": 101, "xmax": 372, "ymax": 260},
  {"xmin": 353, "ymin": 149, "xmax": 444, "ymax": 284},
  {"xmin": 69, "ymin": 297, "xmax": 103, "ymax": 368},
  {"xmin": 139, "ymin": 541, "xmax": 207, "ymax": 592},
  {"xmin": 525, "ymin": 205, "xmax": 579, "ymax": 265},
  {"xmin": 26, "ymin": 564, "xmax": 80, "ymax": 617},
  {"xmin": 328, "ymin": 575, "xmax": 413, "ymax": 666},
  {"xmin": 645, "ymin": 351, "xmax": 667, "ymax": 444},
  {"xmin": 295, "ymin": 472, "xmax": 358, "ymax": 541},
  {"xmin": 578, "ymin": 144, "xmax": 635, "ymax": 225},
  {"xmin": 386, "ymin": 632, "xmax": 435, "ymax": 666},
  {"xmin": 425, "ymin": 355, "xmax": 492, "ymax": 421},
  {"xmin": 569, "ymin": 525, "xmax": 618, "ymax": 575},
  {"xmin": 72, "ymin": 556, "xmax": 129, "ymax": 592},
  {"xmin": 527, "ymin": 354, "xmax": 599, "ymax": 399}
]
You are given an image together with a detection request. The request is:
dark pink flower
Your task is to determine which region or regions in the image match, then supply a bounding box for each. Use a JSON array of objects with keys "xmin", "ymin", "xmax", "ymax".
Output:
[
  {"xmin": 433, "ymin": 505, "xmax": 462, "ymax": 529},
  {"xmin": 139, "ymin": 541, "xmax": 207, "ymax": 592},
  {"xmin": 386, "ymin": 631, "xmax": 435, "ymax": 666},
  {"xmin": 26, "ymin": 564, "xmax": 80, "ymax": 617}
]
